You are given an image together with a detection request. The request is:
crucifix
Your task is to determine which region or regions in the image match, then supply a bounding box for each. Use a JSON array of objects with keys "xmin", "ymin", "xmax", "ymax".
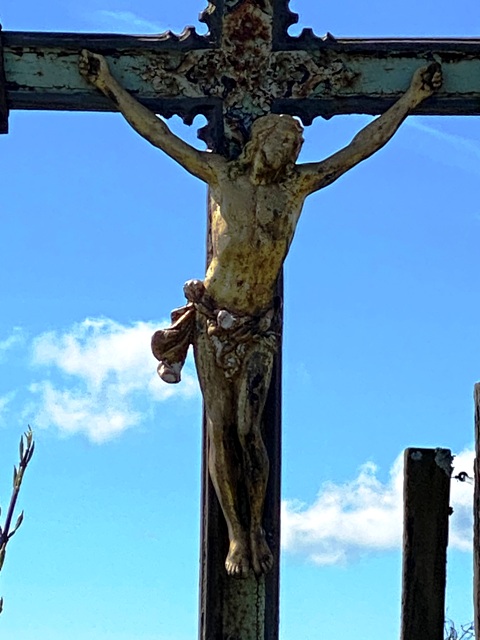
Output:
[{"xmin": 2, "ymin": 2, "xmax": 480, "ymax": 639}]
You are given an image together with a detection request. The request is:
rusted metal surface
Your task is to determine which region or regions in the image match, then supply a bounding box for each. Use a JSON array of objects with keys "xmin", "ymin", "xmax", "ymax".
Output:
[
  {"xmin": 401, "ymin": 448, "xmax": 452, "ymax": 640},
  {"xmin": 0, "ymin": 26, "xmax": 9, "ymax": 134},
  {"xmin": 3, "ymin": 25, "xmax": 480, "ymax": 147}
]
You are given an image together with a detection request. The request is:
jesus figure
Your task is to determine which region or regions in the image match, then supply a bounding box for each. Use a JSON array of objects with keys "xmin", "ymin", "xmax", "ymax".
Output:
[{"xmin": 80, "ymin": 51, "xmax": 441, "ymax": 578}]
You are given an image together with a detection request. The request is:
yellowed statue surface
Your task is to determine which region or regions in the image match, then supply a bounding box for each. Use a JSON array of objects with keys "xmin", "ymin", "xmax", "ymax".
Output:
[{"xmin": 80, "ymin": 50, "xmax": 441, "ymax": 578}]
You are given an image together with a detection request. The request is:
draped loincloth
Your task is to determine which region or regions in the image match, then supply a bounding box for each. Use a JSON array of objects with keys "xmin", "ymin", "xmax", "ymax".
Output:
[{"xmin": 151, "ymin": 280, "xmax": 279, "ymax": 383}]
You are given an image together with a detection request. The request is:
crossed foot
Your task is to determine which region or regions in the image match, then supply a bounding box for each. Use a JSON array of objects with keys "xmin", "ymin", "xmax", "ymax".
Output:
[{"xmin": 225, "ymin": 528, "xmax": 274, "ymax": 578}]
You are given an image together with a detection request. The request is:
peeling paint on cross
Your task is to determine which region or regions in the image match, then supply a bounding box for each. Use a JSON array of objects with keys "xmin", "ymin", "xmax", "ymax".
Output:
[
  {"xmin": 140, "ymin": 2, "xmax": 354, "ymax": 156},
  {"xmin": 3, "ymin": 2, "xmax": 480, "ymax": 149}
]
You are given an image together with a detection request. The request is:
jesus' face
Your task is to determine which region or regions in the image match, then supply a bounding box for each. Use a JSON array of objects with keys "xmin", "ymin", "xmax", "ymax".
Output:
[
  {"xmin": 261, "ymin": 126, "xmax": 304, "ymax": 170},
  {"xmin": 250, "ymin": 116, "xmax": 304, "ymax": 174}
]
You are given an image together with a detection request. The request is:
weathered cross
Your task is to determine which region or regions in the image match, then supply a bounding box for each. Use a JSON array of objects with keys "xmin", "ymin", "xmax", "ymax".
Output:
[{"xmin": 2, "ymin": 2, "xmax": 480, "ymax": 639}]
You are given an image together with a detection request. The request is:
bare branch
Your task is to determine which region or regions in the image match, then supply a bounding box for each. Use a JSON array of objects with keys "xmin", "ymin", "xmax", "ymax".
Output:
[
  {"xmin": 0, "ymin": 427, "xmax": 35, "ymax": 614},
  {"xmin": 445, "ymin": 619, "xmax": 474, "ymax": 640}
]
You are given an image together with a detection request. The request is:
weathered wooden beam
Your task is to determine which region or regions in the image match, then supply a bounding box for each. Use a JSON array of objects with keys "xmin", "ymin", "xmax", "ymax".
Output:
[
  {"xmin": 1, "ymin": 31, "xmax": 212, "ymax": 114},
  {"xmin": 474, "ymin": 383, "xmax": 480, "ymax": 640},
  {"xmin": 0, "ymin": 26, "xmax": 9, "ymax": 133},
  {"xmin": 401, "ymin": 448, "xmax": 452, "ymax": 640},
  {"xmin": 3, "ymin": 32, "xmax": 480, "ymax": 123}
]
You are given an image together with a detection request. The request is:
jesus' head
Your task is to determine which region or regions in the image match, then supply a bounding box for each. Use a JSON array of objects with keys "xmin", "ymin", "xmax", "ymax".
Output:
[{"xmin": 233, "ymin": 114, "xmax": 304, "ymax": 185}]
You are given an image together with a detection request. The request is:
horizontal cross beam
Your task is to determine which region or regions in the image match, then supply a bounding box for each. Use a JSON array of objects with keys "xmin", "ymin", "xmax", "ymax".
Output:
[
  {"xmin": 2, "ymin": 32, "xmax": 480, "ymax": 132},
  {"xmin": 1, "ymin": 31, "xmax": 214, "ymax": 115}
]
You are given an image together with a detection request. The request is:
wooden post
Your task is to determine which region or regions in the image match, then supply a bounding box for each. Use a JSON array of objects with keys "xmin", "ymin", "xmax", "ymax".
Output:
[
  {"xmin": 0, "ymin": 26, "xmax": 9, "ymax": 134},
  {"xmin": 401, "ymin": 448, "xmax": 452, "ymax": 640},
  {"xmin": 474, "ymin": 384, "xmax": 480, "ymax": 640}
]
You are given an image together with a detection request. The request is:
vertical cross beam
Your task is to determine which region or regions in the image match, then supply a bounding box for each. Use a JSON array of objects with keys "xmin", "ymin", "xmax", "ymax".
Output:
[
  {"xmin": 0, "ymin": 26, "xmax": 9, "ymax": 133},
  {"xmin": 199, "ymin": 3, "xmax": 284, "ymax": 639}
]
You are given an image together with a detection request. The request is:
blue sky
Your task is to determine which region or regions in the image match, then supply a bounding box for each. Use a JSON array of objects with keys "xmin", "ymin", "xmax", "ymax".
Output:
[{"xmin": 0, "ymin": 1, "xmax": 478, "ymax": 638}]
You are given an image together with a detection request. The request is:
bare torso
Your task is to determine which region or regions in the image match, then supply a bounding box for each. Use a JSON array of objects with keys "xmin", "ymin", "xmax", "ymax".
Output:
[{"xmin": 204, "ymin": 169, "xmax": 306, "ymax": 314}]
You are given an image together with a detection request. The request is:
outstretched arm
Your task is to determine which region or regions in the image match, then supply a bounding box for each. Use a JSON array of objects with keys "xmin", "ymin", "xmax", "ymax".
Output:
[
  {"xmin": 79, "ymin": 50, "xmax": 225, "ymax": 184},
  {"xmin": 299, "ymin": 63, "xmax": 442, "ymax": 195}
]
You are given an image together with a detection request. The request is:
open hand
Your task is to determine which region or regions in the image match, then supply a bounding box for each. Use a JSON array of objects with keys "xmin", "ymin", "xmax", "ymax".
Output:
[
  {"xmin": 409, "ymin": 62, "xmax": 442, "ymax": 103},
  {"xmin": 79, "ymin": 50, "xmax": 112, "ymax": 89}
]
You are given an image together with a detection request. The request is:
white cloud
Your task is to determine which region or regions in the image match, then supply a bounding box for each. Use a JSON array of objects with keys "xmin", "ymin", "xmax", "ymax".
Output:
[
  {"xmin": 92, "ymin": 10, "xmax": 165, "ymax": 34},
  {"xmin": 0, "ymin": 328, "xmax": 24, "ymax": 361},
  {"xmin": 282, "ymin": 448, "xmax": 473, "ymax": 566},
  {"xmin": 28, "ymin": 317, "xmax": 198, "ymax": 443},
  {"xmin": 450, "ymin": 447, "xmax": 475, "ymax": 552}
]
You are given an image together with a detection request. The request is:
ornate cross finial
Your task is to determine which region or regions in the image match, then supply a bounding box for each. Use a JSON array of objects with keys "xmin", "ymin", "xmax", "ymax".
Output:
[{"xmin": 141, "ymin": 0, "xmax": 355, "ymax": 155}]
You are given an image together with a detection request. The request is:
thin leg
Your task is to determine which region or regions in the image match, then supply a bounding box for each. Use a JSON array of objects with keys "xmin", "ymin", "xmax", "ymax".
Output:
[
  {"xmin": 194, "ymin": 320, "xmax": 251, "ymax": 577},
  {"xmin": 207, "ymin": 416, "xmax": 250, "ymax": 578},
  {"xmin": 237, "ymin": 345, "xmax": 275, "ymax": 576}
]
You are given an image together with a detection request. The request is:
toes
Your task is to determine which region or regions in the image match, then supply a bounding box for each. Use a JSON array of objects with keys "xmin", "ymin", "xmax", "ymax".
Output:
[
  {"xmin": 261, "ymin": 555, "xmax": 273, "ymax": 574},
  {"xmin": 250, "ymin": 531, "xmax": 274, "ymax": 576},
  {"xmin": 225, "ymin": 547, "xmax": 250, "ymax": 579},
  {"xmin": 253, "ymin": 555, "xmax": 273, "ymax": 576},
  {"xmin": 225, "ymin": 561, "xmax": 249, "ymax": 579}
]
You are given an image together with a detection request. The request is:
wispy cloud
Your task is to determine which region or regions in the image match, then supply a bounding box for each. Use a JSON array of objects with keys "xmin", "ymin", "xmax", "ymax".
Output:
[
  {"xmin": 406, "ymin": 118, "xmax": 480, "ymax": 176},
  {"xmin": 91, "ymin": 10, "xmax": 166, "ymax": 34},
  {"xmin": 27, "ymin": 317, "xmax": 198, "ymax": 443},
  {"xmin": 282, "ymin": 448, "xmax": 473, "ymax": 565},
  {"xmin": 409, "ymin": 120, "xmax": 480, "ymax": 160},
  {"xmin": 0, "ymin": 328, "xmax": 24, "ymax": 361},
  {"xmin": 0, "ymin": 392, "xmax": 16, "ymax": 421}
]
